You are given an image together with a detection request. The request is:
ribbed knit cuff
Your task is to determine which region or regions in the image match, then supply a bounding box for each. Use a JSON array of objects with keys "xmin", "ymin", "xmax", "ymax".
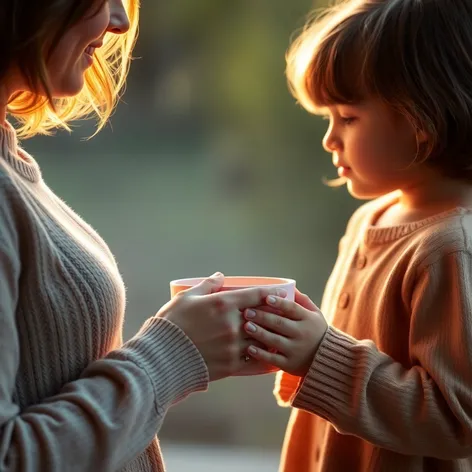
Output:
[
  {"xmin": 119, "ymin": 317, "xmax": 209, "ymax": 415},
  {"xmin": 292, "ymin": 326, "xmax": 369, "ymax": 420}
]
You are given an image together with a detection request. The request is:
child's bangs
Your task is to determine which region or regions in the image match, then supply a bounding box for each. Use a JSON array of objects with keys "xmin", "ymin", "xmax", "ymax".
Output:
[{"xmin": 287, "ymin": 18, "xmax": 367, "ymax": 114}]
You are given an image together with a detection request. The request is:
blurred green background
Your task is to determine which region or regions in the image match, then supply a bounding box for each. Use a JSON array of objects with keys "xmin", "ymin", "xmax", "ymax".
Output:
[{"xmin": 25, "ymin": 0, "xmax": 360, "ymax": 458}]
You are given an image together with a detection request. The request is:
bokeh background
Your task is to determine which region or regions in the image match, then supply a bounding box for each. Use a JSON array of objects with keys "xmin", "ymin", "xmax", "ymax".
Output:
[{"xmin": 26, "ymin": 0, "xmax": 361, "ymax": 469}]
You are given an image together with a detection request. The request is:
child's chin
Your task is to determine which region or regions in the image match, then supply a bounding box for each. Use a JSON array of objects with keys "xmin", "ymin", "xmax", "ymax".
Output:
[{"xmin": 347, "ymin": 182, "xmax": 385, "ymax": 200}]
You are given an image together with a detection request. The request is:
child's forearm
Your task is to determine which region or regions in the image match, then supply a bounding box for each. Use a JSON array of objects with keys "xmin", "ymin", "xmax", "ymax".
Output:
[
  {"xmin": 290, "ymin": 323, "xmax": 472, "ymax": 459},
  {"xmin": 277, "ymin": 250, "xmax": 472, "ymax": 459}
]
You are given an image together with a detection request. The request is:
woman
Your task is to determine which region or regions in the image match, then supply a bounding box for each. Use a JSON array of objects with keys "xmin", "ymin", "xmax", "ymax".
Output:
[{"xmin": 0, "ymin": 0, "xmax": 281, "ymax": 470}]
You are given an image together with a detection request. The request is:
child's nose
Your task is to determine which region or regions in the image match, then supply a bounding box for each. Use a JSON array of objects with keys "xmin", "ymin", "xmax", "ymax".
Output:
[{"xmin": 322, "ymin": 129, "xmax": 341, "ymax": 153}]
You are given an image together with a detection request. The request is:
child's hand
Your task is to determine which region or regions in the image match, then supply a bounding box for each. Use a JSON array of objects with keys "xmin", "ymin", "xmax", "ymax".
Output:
[{"xmin": 243, "ymin": 289, "xmax": 328, "ymax": 377}]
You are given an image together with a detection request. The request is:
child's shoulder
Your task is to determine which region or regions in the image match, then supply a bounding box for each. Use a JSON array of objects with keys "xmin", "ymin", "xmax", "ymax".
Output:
[
  {"xmin": 345, "ymin": 193, "xmax": 472, "ymax": 264},
  {"xmin": 345, "ymin": 192, "xmax": 397, "ymax": 233},
  {"xmin": 411, "ymin": 208, "xmax": 472, "ymax": 269}
]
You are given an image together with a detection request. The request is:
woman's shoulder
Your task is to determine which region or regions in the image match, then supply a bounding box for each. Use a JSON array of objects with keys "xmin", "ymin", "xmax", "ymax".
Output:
[
  {"xmin": 0, "ymin": 163, "xmax": 27, "ymax": 261},
  {"xmin": 0, "ymin": 162, "xmax": 25, "ymax": 210},
  {"xmin": 0, "ymin": 159, "xmax": 37, "ymax": 245}
]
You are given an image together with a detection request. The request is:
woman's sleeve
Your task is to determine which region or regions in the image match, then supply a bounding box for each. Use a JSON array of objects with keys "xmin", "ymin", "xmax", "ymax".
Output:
[{"xmin": 0, "ymin": 180, "xmax": 209, "ymax": 471}]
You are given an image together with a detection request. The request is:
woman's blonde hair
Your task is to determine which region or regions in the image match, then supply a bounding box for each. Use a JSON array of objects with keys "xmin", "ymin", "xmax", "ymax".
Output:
[
  {"xmin": 3, "ymin": 0, "xmax": 140, "ymax": 138},
  {"xmin": 287, "ymin": 0, "xmax": 472, "ymax": 180}
]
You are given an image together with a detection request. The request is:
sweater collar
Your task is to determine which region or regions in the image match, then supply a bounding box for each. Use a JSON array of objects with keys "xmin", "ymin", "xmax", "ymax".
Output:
[
  {"xmin": 363, "ymin": 192, "xmax": 468, "ymax": 245},
  {"xmin": 0, "ymin": 121, "xmax": 41, "ymax": 182}
]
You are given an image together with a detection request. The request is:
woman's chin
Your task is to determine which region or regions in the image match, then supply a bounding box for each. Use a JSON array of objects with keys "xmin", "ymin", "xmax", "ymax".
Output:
[{"xmin": 49, "ymin": 80, "xmax": 86, "ymax": 98}]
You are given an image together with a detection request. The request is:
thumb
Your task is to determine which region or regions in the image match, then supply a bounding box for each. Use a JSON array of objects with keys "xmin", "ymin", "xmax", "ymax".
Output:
[
  {"xmin": 186, "ymin": 272, "xmax": 225, "ymax": 296},
  {"xmin": 295, "ymin": 289, "xmax": 319, "ymax": 311}
]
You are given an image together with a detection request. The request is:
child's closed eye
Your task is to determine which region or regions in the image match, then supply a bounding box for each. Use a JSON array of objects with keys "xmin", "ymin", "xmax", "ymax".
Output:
[{"xmin": 340, "ymin": 116, "xmax": 356, "ymax": 125}]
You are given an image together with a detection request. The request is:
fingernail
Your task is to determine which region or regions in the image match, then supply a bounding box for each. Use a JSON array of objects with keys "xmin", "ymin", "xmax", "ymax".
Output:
[
  {"xmin": 267, "ymin": 296, "xmax": 277, "ymax": 305},
  {"xmin": 246, "ymin": 322, "xmax": 257, "ymax": 333},
  {"xmin": 246, "ymin": 309, "xmax": 256, "ymax": 319},
  {"xmin": 248, "ymin": 346, "xmax": 257, "ymax": 355},
  {"xmin": 211, "ymin": 272, "xmax": 223, "ymax": 277},
  {"xmin": 277, "ymin": 289, "xmax": 287, "ymax": 297}
]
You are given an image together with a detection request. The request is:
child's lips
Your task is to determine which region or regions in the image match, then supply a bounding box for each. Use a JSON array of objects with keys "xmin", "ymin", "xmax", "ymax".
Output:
[
  {"xmin": 333, "ymin": 156, "xmax": 351, "ymax": 176},
  {"xmin": 337, "ymin": 166, "xmax": 351, "ymax": 177}
]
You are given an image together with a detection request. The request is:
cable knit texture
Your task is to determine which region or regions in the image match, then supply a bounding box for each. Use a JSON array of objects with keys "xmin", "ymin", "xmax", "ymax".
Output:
[
  {"xmin": 275, "ymin": 192, "xmax": 472, "ymax": 471},
  {"xmin": 0, "ymin": 122, "xmax": 209, "ymax": 471}
]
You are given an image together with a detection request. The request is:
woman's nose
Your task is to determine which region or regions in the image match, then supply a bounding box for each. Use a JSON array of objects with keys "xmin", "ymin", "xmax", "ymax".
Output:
[{"xmin": 107, "ymin": 0, "xmax": 130, "ymax": 35}]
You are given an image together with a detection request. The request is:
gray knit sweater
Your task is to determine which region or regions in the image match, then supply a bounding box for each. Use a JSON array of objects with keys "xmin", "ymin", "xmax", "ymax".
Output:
[{"xmin": 0, "ymin": 123, "xmax": 209, "ymax": 471}]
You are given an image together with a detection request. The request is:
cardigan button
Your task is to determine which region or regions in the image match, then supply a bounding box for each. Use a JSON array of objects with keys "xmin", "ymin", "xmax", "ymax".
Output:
[{"xmin": 338, "ymin": 292, "xmax": 350, "ymax": 309}]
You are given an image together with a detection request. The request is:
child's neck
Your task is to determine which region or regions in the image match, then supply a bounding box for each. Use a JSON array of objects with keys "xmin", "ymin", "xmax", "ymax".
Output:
[{"xmin": 375, "ymin": 177, "xmax": 472, "ymax": 227}]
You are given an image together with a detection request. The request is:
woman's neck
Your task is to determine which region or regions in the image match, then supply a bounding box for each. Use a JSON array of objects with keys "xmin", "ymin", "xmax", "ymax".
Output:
[{"xmin": 0, "ymin": 88, "xmax": 8, "ymax": 126}]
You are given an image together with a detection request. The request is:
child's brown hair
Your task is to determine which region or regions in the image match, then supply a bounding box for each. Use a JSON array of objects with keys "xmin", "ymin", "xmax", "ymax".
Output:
[{"xmin": 287, "ymin": 0, "xmax": 472, "ymax": 179}]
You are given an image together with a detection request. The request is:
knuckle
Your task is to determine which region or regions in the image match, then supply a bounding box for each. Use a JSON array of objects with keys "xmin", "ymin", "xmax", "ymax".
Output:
[
  {"xmin": 277, "ymin": 356, "xmax": 288, "ymax": 370},
  {"xmin": 288, "ymin": 308, "xmax": 296, "ymax": 319},
  {"xmin": 207, "ymin": 279, "xmax": 221, "ymax": 292},
  {"xmin": 273, "ymin": 315, "xmax": 285, "ymax": 329},
  {"xmin": 212, "ymin": 296, "xmax": 229, "ymax": 314},
  {"xmin": 200, "ymin": 281, "xmax": 212, "ymax": 292},
  {"xmin": 229, "ymin": 323, "xmax": 240, "ymax": 339},
  {"xmin": 253, "ymin": 287, "xmax": 265, "ymax": 302},
  {"xmin": 222, "ymin": 318, "xmax": 239, "ymax": 339},
  {"xmin": 174, "ymin": 290, "xmax": 187, "ymax": 300},
  {"xmin": 174, "ymin": 293, "xmax": 191, "ymax": 308},
  {"xmin": 271, "ymin": 334, "xmax": 285, "ymax": 351}
]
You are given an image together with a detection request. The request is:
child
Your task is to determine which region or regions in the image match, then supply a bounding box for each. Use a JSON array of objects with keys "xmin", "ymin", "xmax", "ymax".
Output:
[{"xmin": 243, "ymin": 0, "xmax": 472, "ymax": 470}]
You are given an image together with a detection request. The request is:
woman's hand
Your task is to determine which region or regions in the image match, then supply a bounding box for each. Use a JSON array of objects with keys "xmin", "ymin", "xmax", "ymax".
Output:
[
  {"xmin": 157, "ymin": 273, "xmax": 286, "ymax": 381},
  {"xmin": 242, "ymin": 289, "xmax": 328, "ymax": 377}
]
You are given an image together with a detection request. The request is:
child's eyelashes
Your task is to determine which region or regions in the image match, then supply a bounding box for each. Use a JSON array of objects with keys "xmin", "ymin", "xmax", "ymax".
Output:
[
  {"xmin": 320, "ymin": 115, "xmax": 356, "ymax": 125},
  {"xmin": 341, "ymin": 116, "xmax": 356, "ymax": 125}
]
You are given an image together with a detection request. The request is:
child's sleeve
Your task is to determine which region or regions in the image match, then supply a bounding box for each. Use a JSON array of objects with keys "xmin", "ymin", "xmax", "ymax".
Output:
[{"xmin": 289, "ymin": 250, "xmax": 472, "ymax": 459}]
